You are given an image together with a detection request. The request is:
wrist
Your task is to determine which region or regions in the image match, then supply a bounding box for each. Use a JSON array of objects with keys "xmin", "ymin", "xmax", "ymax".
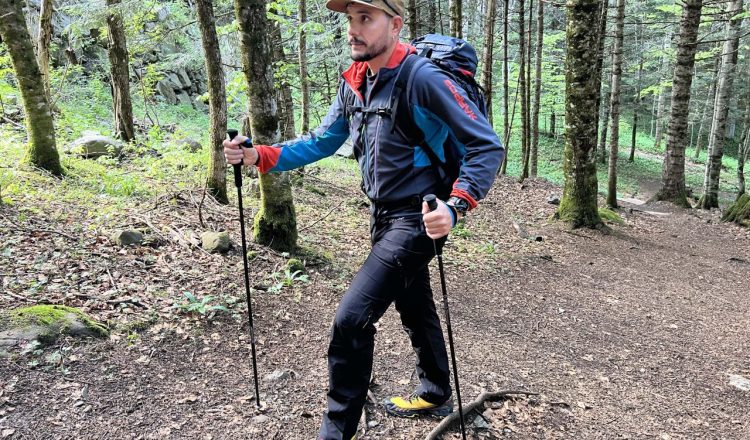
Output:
[
  {"xmin": 446, "ymin": 196, "xmax": 469, "ymax": 219},
  {"xmin": 444, "ymin": 201, "xmax": 457, "ymax": 227}
]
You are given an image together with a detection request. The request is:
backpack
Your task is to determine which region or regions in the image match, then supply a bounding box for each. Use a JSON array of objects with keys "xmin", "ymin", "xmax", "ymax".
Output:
[
  {"xmin": 344, "ymin": 34, "xmax": 487, "ymax": 188},
  {"xmin": 392, "ymin": 34, "xmax": 488, "ymax": 187}
]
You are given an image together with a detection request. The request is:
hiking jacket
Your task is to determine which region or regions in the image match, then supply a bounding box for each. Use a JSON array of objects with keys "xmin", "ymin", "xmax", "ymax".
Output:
[{"xmin": 254, "ymin": 43, "xmax": 504, "ymax": 210}]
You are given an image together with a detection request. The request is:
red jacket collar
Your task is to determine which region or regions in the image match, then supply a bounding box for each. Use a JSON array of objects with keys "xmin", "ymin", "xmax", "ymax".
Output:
[{"xmin": 342, "ymin": 43, "xmax": 416, "ymax": 101}]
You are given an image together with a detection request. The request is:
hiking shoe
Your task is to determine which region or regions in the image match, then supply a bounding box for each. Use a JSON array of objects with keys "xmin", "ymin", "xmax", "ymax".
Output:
[{"xmin": 383, "ymin": 393, "xmax": 453, "ymax": 418}]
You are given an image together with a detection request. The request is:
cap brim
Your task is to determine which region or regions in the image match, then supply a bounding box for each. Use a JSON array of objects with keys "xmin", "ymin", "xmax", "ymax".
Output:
[{"xmin": 326, "ymin": 0, "xmax": 391, "ymax": 15}]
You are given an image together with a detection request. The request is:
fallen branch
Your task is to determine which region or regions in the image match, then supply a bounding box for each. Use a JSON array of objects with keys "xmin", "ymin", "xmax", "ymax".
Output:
[
  {"xmin": 425, "ymin": 390, "xmax": 539, "ymax": 440},
  {"xmin": 300, "ymin": 200, "xmax": 345, "ymax": 232},
  {"xmin": 0, "ymin": 213, "xmax": 77, "ymax": 241}
]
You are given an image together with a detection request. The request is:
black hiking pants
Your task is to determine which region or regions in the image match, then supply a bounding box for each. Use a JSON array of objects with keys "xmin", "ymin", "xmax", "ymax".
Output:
[{"xmin": 318, "ymin": 213, "xmax": 452, "ymax": 440}]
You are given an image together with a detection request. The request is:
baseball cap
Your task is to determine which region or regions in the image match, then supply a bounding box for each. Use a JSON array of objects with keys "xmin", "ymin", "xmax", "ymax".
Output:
[{"xmin": 326, "ymin": 0, "xmax": 405, "ymax": 18}]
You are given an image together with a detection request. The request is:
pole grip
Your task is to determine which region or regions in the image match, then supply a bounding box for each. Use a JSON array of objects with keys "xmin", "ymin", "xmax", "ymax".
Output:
[
  {"xmin": 423, "ymin": 194, "xmax": 438, "ymax": 212},
  {"xmin": 227, "ymin": 129, "xmax": 254, "ymax": 189}
]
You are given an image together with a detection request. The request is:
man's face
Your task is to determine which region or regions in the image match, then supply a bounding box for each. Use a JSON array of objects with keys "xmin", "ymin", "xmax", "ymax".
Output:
[{"xmin": 346, "ymin": 5, "xmax": 394, "ymax": 62}]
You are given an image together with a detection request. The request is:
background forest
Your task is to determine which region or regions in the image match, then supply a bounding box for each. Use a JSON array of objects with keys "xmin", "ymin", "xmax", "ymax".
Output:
[{"xmin": 1, "ymin": 0, "xmax": 749, "ymax": 439}]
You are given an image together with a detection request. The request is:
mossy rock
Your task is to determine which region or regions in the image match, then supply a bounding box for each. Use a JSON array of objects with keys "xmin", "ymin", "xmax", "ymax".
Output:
[
  {"xmin": 0, "ymin": 305, "xmax": 109, "ymax": 347},
  {"xmin": 285, "ymin": 258, "xmax": 305, "ymax": 273}
]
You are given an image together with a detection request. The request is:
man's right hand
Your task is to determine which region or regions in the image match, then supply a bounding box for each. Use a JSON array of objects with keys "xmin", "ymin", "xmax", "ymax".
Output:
[{"xmin": 223, "ymin": 135, "xmax": 259, "ymax": 166}]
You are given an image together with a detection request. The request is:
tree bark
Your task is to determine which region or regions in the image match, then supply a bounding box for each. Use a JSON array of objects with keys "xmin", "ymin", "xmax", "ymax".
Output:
[
  {"xmin": 106, "ymin": 0, "xmax": 135, "ymax": 142},
  {"xmin": 450, "ymin": 0, "xmax": 462, "ymax": 38},
  {"xmin": 655, "ymin": 0, "xmax": 703, "ymax": 208},
  {"xmin": 694, "ymin": 55, "xmax": 720, "ymax": 159},
  {"xmin": 271, "ymin": 19, "xmax": 296, "ymax": 140},
  {"xmin": 594, "ymin": 0, "xmax": 608, "ymax": 152},
  {"xmin": 518, "ymin": 0, "xmax": 529, "ymax": 182},
  {"xmin": 699, "ymin": 0, "xmax": 743, "ymax": 210},
  {"xmin": 556, "ymin": 0, "xmax": 603, "ymax": 229},
  {"xmin": 653, "ymin": 86, "xmax": 666, "ymax": 149},
  {"xmin": 37, "ymin": 0, "xmax": 53, "ymax": 101},
  {"xmin": 196, "ymin": 0, "xmax": 228, "ymax": 204},
  {"xmin": 530, "ymin": 0, "xmax": 543, "ymax": 177},
  {"xmin": 235, "ymin": 0, "xmax": 298, "ymax": 252},
  {"xmin": 736, "ymin": 95, "xmax": 749, "ymax": 197},
  {"xmin": 481, "ymin": 0, "xmax": 497, "ymax": 124},
  {"xmin": 0, "ymin": 0, "xmax": 62, "ymax": 176},
  {"xmin": 428, "ymin": 0, "xmax": 437, "ymax": 33},
  {"xmin": 408, "ymin": 0, "xmax": 418, "ymax": 41},
  {"xmin": 500, "ymin": 0, "xmax": 510, "ymax": 174},
  {"xmin": 598, "ymin": 92, "xmax": 609, "ymax": 164},
  {"xmin": 299, "ymin": 0, "xmax": 310, "ymax": 133},
  {"xmin": 605, "ymin": 0, "xmax": 624, "ymax": 209}
]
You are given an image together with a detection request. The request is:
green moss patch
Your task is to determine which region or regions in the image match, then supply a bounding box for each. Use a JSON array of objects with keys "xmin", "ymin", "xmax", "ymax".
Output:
[
  {"xmin": 0, "ymin": 305, "xmax": 109, "ymax": 346},
  {"xmin": 598, "ymin": 208, "xmax": 625, "ymax": 225}
]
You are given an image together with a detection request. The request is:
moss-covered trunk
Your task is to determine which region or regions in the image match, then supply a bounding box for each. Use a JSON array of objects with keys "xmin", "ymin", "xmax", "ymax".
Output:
[
  {"xmin": 37, "ymin": 0, "xmax": 54, "ymax": 101},
  {"xmin": 655, "ymin": 0, "xmax": 703, "ymax": 208},
  {"xmin": 722, "ymin": 193, "xmax": 750, "ymax": 226},
  {"xmin": 0, "ymin": 0, "xmax": 62, "ymax": 176},
  {"xmin": 105, "ymin": 0, "xmax": 135, "ymax": 142},
  {"xmin": 556, "ymin": 0, "xmax": 602, "ymax": 229},
  {"xmin": 699, "ymin": 0, "xmax": 743, "ymax": 209},
  {"xmin": 235, "ymin": 0, "xmax": 297, "ymax": 252},
  {"xmin": 196, "ymin": 0, "xmax": 228, "ymax": 204}
]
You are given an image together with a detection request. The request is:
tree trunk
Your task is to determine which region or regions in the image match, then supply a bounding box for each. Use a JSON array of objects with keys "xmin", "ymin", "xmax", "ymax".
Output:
[
  {"xmin": 106, "ymin": 0, "xmax": 135, "ymax": 142},
  {"xmin": 270, "ymin": 18, "xmax": 295, "ymax": 140},
  {"xmin": 428, "ymin": 0, "xmax": 437, "ymax": 33},
  {"xmin": 721, "ymin": 193, "xmax": 750, "ymax": 226},
  {"xmin": 598, "ymin": 93, "xmax": 609, "ymax": 164},
  {"xmin": 694, "ymin": 55, "xmax": 721, "ymax": 158},
  {"xmin": 450, "ymin": 0, "xmax": 462, "ymax": 38},
  {"xmin": 299, "ymin": 0, "xmax": 310, "ymax": 133},
  {"xmin": 736, "ymin": 98, "xmax": 749, "ymax": 197},
  {"xmin": 655, "ymin": 0, "xmax": 703, "ymax": 208},
  {"xmin": 0, "ymin": 0, "xmax": 62, "ymax": 176},
  {"xmin": 530, "ymin": 0, "xmax": 543, "ymax": 177},
  {"xmin": 605, "ymin": 0, "xmax": 624, "ymax": 209},
  {"xmin": 37, "ymin": 0, "xmax": 53, "ymax": 101},
  {"xmin": 408, "ymin": 0, "xmax": 418, "ymax": 41},
  {"xmin": 481, "ymin": 0, "xmax": 497, "ymax": 124},
  {"xmin": 653, "ymin": 86, "xmax": 666, "ymax": 149},
  {"xmin": 630, "ymin": 25, "xmax": 644, "ymax": 162},
  {"xmin": 235, "ymin": 0, "xmax": 298, "ymax": 252},
  {"xmin": 196, "ymin": 0, "xmax": 228, "ymax": 204},
  {"xmin": 500, "ymin": 0, "xmax": 510, "ymax": 174},
  {"xmin": 556, "ymin": 0, "xmax": 603, "ymax": 229},
  {"xmin": 518, "ymin": 0, "xmax": 528, "ymax": 182},
  {"xmin": 594, "ymin": 0, "xmax": 608, "ymax": 151},
  {"xmin": 699, "ymin": 0, "xmax": 743, "ymax": 210}
]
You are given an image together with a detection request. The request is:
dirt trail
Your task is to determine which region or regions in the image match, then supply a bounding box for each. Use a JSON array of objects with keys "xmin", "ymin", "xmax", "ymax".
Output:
[{"xmin": 1, "ymin": 176, "xmax": 748, "ymax": 439}]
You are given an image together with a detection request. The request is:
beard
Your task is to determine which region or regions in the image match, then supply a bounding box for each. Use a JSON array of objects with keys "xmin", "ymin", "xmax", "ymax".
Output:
[{"xmin": 350, "ymin": 36, "xmax": 390, "ymax": 62}]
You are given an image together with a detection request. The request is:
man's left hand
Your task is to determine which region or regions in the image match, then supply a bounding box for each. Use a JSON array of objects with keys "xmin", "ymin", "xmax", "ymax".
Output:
[{"xmin": 422, "ymin": 200, "xmax": 453, "ymax": 239}]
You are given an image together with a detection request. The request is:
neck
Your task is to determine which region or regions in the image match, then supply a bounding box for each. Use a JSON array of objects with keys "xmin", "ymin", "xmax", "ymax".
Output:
[{"xmin": 366, "ymin": 41, "xmax": 398, "ymax": 75}]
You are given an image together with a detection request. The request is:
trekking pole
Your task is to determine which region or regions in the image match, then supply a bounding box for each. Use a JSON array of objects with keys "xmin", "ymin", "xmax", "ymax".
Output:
[
  {"xmin": 227, "ymin": 129, "xmax": 261, "ymax": 408},
  {"xmin": 424, "ymin": 194, "xmax": 467, "ymax": 440}
]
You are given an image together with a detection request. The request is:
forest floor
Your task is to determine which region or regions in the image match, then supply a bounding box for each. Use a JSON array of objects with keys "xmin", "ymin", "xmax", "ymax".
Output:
[{"xmin": 1, "ymin": 153, "xmax": 749, "ymax": 440}]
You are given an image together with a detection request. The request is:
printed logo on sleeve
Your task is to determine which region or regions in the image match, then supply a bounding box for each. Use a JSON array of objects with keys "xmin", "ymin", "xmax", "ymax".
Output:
[{"xmin": 444, "ymin": 79, "xmax": 477, "ymax": 121}]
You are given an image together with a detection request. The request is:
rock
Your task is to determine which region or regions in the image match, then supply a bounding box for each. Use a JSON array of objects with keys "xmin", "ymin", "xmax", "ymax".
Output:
[
  {"xmin": 252, "ymin": 415, "xmax": 270, "ymax": 425},
  {"xmin": 264, "ymin": 369, "xmax": 296, "ymax": 382},
  {"xmin": 111, "ymin": 229, "xmax": 144, "ymax": 246},
  {"xmin": 156, "ymin": 80, "xmax": 178, "ymax": 105},
  {"xmin": 175, "ymin": 69, "xmax": 192, "ymax": 89},
  {"xmin": 176, "ymin": 138, "xmax": 202, "ymax": 153},
  {"xmin": 0, "ymin": 305, "xmax": 108, "ymax": 347},
  {"xmin": 729, "ymin": 374, "xmax": 750, "ymax": 391},
  {"xmin": 547, "ymin": 194, "xmax": 561, "ymax": 205},
  {"xmin": 201, "ymin": 231, "xmax": 231, "ymax": 253},
  {"xmin": 367, "ymin": 420, "xmax": 379, "ymax": 428},
  {"xmin": 66, "ymin": 135, "xmax": 123, "ymax": 158},
  {"xmin": 285, "ymin": 258, "xmax": 305, "ymax": 274},
  {"xmin": 192, "ymin": 97, "xmax": 208, "ymax": 112},
  {"xmin": 473, "ymin": 414, "xmax": 491, "ymax": 429},
  {"xmin": 175, "ymin": 90, "xmax": 192, "ymax": 107}
]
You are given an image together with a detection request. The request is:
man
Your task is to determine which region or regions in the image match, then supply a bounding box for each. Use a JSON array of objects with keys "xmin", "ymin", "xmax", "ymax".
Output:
[{"xmin": 224, "ymin": 1, "xmax": 504, "ymax": 438}]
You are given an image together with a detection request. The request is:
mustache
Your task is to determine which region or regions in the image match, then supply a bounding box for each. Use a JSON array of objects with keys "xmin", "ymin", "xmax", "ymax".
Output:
[{"xmin": 349, "ymin": 38, "xmax": 365, "ymax": 45}]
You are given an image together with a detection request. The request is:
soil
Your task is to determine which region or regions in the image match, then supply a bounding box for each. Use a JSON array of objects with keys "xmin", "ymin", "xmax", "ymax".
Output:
[{"xmin": 1, "ymin": 170, "xmax": 749, "ymax": 440}]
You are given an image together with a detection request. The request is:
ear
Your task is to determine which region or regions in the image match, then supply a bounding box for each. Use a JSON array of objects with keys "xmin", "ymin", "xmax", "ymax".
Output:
[{"xmin": 391, "ymin": 15, "xmax": 403, "ymax": 37}]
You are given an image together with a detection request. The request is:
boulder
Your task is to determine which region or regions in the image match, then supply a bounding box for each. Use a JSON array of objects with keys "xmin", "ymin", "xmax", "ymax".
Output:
[
  {"xmin": 0, "ymin": 305, "xmax": 109, "ymax": 347},
  {"xmin": 111, "ymin": 229, "xmax": 144, "ymax": 246},
  {"xmin": 176, "ymin": 138, "xmax": 202, "ymax": 153},
  {"xmin": 66, "ymin": 135, "xmax": 124, "ymax": 158},
  {"xmin": 201, "ymin": 231, "xmax": 231, "ymax": 253},
  {"xmin": 156, "ymin": 80, "xmax": 178, "ymax": 105},
  {"xmin": 175, "ymin": 90, "xmax": 192, "ymax": 107},
  {"xmin": 547, "ymin": 194, "xmax": 561, "ymax": 205},
  {"xmin": 175, "ymin": 69, "xmax": 192, "ymax": 89}
]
